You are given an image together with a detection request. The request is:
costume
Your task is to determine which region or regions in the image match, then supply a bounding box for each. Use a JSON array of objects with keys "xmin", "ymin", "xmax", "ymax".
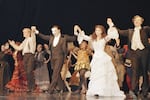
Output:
[
  {"xmin": 5, "ymin": 51, "xmax": 27, "ymax": 92},
  {"xmin": 34, "ymin": 51, "xmax": 50, "ymax": 91},
  {"xmin": 74, "ymin": 49, "xmax": 90, "ymax": 71},
  {"xmin": 86, "ymin": 39, "xmax": 125, "ymax": 97}
]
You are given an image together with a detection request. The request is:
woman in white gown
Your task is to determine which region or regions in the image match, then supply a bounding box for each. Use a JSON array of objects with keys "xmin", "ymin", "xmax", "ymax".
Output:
[{"xmin": 74, "ymin": 23, "xmax": 125, "ymax": 98}]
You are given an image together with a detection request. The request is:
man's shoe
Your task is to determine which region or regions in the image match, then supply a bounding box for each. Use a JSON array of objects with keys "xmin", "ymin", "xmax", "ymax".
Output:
[
  {"xmin": 129, "ymin": 90, "xmax": 137, "ymax": 99},
  {"xmin": 55, "ymin": 89, "xmax": 64, "ymax": 94},
  {"xmin": 73, "ymin": 89, "xmax": 80, "ymax": 94},
  {"xmin": 48, "ymin": 90, "xmax": 54, "ymax": 94},
  {"xmin": 59, "ymin": 90, "xmax": 63, "ymax": 94},
  {"xmin": 26, "ymin": 90, "xmax": 32, "ymax": 93},
  {"xmin": 94, "ymin": 94, "xmax": 100, "ymax": 99},
  {"xmin": 142, "ymin": 91, "xmax": 148, "ymax": 98}
]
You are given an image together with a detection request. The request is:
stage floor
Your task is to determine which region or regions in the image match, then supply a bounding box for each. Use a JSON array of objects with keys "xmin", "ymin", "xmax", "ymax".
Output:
[{"xmin": 0, "ymin": 91, "xmax": 150, "ymax": 100}]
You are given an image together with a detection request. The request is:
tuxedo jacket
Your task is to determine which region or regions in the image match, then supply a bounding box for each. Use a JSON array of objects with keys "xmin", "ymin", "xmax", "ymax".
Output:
[
  {"xmin": 38, "ymin": 33, "xmax": 77, "ymax": 60},
  {"xmin": 118, "ymin": 26, "xmax": 150, "ymax": 50}
]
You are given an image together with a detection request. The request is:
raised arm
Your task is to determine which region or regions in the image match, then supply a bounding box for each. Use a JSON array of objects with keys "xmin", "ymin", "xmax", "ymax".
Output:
[
  {"xmin": 31, "ymin": 26, "xmax": 36, "ymax": 43},
  {"xmin": 30, "ymin": 26, "xmax": 37, "ymax": 52},
  {"xmin": 64, "ymin": 35, "xmax": 77, "ymax": 42},
  {"xmin": 8, "ymin": 40, "xmax": 24, "ymax": 51},
  {"xmin": 33, "ymin": 26, "xmax": 50, "ymax": 41},
  {"xmin": 107, "ymin": 18, "xmax": 129, "ymax": 37},
  {"xmin": 74, "ymin": 25, "xmax": 91, "ymax": 44},
  {"xmin": 74, "ymin": 25, "xmax": 82, "ymax": 35},
  {"xmin": 118, "ymin": 29, "xmax": 130, "ymax": 37},
  {"xmin": 38, "ymin": 33, "xmax": 50, "ymax": 41}
]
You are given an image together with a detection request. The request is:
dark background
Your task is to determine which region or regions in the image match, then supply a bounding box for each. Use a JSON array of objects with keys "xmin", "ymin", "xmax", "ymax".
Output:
[{"xmin": 0, "ymin": 0, "xmax": 150, "ymax": 45}]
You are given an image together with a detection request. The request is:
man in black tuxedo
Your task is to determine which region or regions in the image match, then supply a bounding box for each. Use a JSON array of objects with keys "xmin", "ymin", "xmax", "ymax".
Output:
[
  {"xmin": 35, "ymin": 25, "xmax": 77, "ymax": 94},
  {"xmin": 107, "ymin": 15, "xmax": 150, "ymax": 98}
]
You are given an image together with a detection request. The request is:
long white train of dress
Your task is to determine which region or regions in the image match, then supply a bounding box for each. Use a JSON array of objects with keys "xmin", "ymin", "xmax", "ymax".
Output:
[{"xmin": 86, "ymin": 39, "xmax": 125, "ymax": 97}]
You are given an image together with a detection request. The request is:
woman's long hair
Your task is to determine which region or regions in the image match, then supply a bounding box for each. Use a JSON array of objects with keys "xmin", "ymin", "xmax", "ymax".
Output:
[{"xmin": 91, "ymin": 25, "xmax": 106, "ymax": 40}]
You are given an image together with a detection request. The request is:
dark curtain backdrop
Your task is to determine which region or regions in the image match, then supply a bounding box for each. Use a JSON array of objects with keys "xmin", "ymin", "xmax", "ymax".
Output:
[{"xmin": 0, "ymin": 0, "xmax": 150, "ymax": 45}]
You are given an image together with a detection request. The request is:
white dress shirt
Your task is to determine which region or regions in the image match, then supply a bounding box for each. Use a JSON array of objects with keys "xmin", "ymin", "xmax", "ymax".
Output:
[
  {"xmin": 21, "ymin": 37, "xmax": 36, "ymax": 55},
  {"xmin": 53, "ymin": 34, "xmax": 61, "ymax": 47},
  {"xmin": 12, "ymin": 32, "xmax": 36, "ymax": 55},
  {"xmin": 131, "ymin": 27, "xmax": 145, "ymax": 50}
]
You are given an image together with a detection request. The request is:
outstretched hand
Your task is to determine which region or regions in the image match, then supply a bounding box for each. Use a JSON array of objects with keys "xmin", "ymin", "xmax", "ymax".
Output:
[
  {"xmin": 31, "ymin": 26, "xmax": 39, "ymax": 34},
  {"xmin": 8, "ymin": 40, "xmax": 15, "ymax": 46},
  {"xmin": 74, "ymin": 25, "xmax": 82, "ymax": 36}
]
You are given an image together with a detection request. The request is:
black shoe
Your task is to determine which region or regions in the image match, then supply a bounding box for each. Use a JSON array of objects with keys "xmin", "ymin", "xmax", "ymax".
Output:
[
  {"xmin": 137, "ymin": 90, "xmax": 142, "ymax": 95},
  {"xmin": 59, "ymin": 90, "xmax": 63, "ymax": 94},
  {"xmin": 129, "ymin": 90, "xmax": 137, "ymax": 99},
  {"xmin": 48, "ymin": 90, "xmax": 54, "ymax": 94},
  {"xmin": 43, "ymin": 90, "xmax": 49, "ymax": 93},
  {"xmin": 142, "ymin": 91, "xmax": 148, "ymax": 98},
  {"xmin": 6, "ymin": 89, "xmax": 14, "ymax": 93},
  {"xmin": 26, "ymin": 90, "xmax": 32, "ymax": 93},
  {"xmin": 55, "ymin": 89, "xmax": 64, "ymax": 94},
  {"xmin": 72, "ymin": 89, "xmax": 80, "ymax": 94},
  {"xmin": 48, "ymin": 89, "xmax": 62, "ymax": 94},
  {"xmin": 94, "ymin": 94, "xmax": 99, "ymax": 99}
]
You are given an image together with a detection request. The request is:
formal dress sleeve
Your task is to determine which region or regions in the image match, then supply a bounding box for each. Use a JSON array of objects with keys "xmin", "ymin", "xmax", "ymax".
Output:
[
  {"xmin": 30, "ymin": 31, "xmax": 36, "ymax": 52},
  {"xmin": 11, "ymin": 40, "xmax": 25, "ymax": 51},
  {"xmin": 117, "ymin": 28, "xmax": 129, "ymax": 37},
  {"xmin": 107, "ymin": 27, "xmax": 119, "ymax": 39},
  {"xmin": 38, "ymin": 33, "xmax": 50, "ymax": 41},
  {"xmin": 77, "ymin": 31, "xmax": 92, "ymax": 44},
  {"xmin": 62, "ymin": 38, "xmax": 67, "ymax": 60},
  {"xmin": 64, "ymin": 35, "xmax": 77, "ymax": 42},
  {"xmin": 104, "ymin": 27, "xmax": 119, "ymax": 42},
  {"xmin": 144, "ymin": 26, "xmax": 150, "ymax": 37}
]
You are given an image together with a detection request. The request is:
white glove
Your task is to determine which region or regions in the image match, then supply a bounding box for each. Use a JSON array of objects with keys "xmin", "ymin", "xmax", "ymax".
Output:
[
  {"xmin": 35, "ymin": 30, "xmax": 39, "ymax": 34},
  {"xmin": 31, "ymin": 26, "xmax": 39, "ymax": 34}
]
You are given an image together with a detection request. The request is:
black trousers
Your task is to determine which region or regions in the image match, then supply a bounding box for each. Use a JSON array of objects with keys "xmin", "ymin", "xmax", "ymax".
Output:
[
  {"xmin": 49, "ymin": 56, "xmax": 65, "ymax": 93},
  {"xmin": 23, "ymin": 53, "xmax": 35, "ymax": 91},
  {"xmin": 129, "ymin": 49, "xmax": 149, "ymax": 92}
]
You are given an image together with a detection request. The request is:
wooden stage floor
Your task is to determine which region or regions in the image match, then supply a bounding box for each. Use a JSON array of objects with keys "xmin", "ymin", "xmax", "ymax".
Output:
[{"xmin": 0, "ymin": 91, "xmax": 150, "ymax": 100}]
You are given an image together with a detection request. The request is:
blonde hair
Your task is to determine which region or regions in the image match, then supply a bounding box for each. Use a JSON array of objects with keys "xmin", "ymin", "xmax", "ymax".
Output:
[
  {"xmin": 22, "ymin": 28, "xmax": 31, "ymax": 36},
  {"xmin": 132, "ymin": 15, "xmax": 144, "ymax": 23}
]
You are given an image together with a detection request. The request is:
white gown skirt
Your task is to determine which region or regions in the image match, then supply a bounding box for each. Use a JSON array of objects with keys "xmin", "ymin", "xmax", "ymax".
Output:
[{"xmin": 86, "ymin": 53, "xmax": 125, "ymax": 97}]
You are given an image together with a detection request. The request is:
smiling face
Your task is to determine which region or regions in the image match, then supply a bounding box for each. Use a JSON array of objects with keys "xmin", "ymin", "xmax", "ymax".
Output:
[
  {"xmin": 132, "ymin": 15, "xmax": 144, "ymax": 27},
  {"xmin": 95, "ymin": 25, "xmax": 106, "ymax": 38},
  {"xmin": 44, "ymin": 44, "xmax": 49, "ymax": 50},
  {"xmin": 95, "ymin": 27, "xmax": 103, "ymax": 37},
  {"xmin": 80, "ymin": 41, "xmax": 87, "ymax": 50},
  {"xmin": 4, "ymin": 42, "xmax": 9, "ymax": 50},
  {"xmin": 51, "ymin": 26, "xmax": 61, "ymax": 36},
  {"xmin": 1, "ymin": 45, "xmax": 5, "ymax": 52},
  {"xmin": 107, "ymin": 18, "xmax": 114, "ymax": 27},
  {"xmin": 37, "ymin": 44, "xmax": 43, "ymax": 52},
  {"xmin": 91, "ymin": 25, "xmax": 106, "ymax": 40},
  {"xmin": 22, "ymin": 28, "xmax": 31, "ymax": 38}
]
